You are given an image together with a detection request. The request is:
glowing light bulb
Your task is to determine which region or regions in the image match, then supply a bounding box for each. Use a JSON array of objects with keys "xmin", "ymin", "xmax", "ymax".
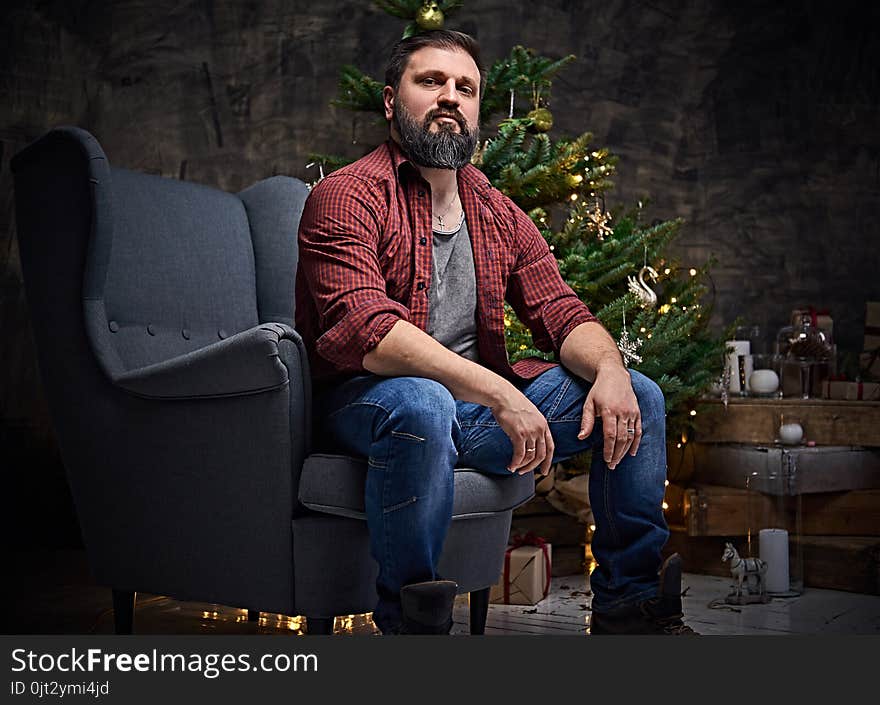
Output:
[{"xmin": 689, "ymin": 268, "xmax": 697, "ymax": 276}]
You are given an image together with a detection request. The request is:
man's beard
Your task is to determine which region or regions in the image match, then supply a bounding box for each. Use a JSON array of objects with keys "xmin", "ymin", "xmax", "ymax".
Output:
[{"xmin": 393, "ymin": 102, "xmax": 479, "ymax": 170}]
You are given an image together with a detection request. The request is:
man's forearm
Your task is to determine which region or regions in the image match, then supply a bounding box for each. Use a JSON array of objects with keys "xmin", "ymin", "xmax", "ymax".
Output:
[
  {"xmin": 362, "ymin": 319, "xmax": 517, "ymax": 407},
  {"xmin": 559, "ymin": 321, "xmax": 628, "ymax": 382}
]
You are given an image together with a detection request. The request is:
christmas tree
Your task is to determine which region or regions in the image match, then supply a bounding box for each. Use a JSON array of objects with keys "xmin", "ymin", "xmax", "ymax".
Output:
[{"xmin": 312, "ymin": 0, "xmax": 735, "ymax": 449}]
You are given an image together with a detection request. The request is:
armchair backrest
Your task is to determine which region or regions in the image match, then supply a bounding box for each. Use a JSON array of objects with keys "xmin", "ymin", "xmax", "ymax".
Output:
[
  {"xmin": 14, "ymin": 127, "xmax": 309, "ymax": 380},
  {"xmin": 94, "ymin": 167, "xmax": 262, "ymax": 373}
]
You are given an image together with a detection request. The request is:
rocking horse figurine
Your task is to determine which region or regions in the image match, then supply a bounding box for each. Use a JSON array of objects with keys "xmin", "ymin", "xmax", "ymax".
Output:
[{"xmin": 722, "ymin": 542, "xmax": 771, "ymax": 604}]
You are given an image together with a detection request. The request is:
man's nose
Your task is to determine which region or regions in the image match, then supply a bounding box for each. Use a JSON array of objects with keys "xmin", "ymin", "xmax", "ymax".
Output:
[{"xmin": 437, "ymin": 78, "xmax": 460, "ymax": 105}]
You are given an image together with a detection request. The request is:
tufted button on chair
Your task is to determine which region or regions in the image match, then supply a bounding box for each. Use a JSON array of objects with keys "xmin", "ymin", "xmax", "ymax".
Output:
[{"xmin": 12, "ymin": 127, "xmax": 535, "ymax": 635}]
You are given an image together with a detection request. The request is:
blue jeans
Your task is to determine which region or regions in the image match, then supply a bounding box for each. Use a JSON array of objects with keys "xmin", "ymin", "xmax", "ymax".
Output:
[{"xmin": 313, "ymin": 365, "xmax": 669, "ymax": 632}]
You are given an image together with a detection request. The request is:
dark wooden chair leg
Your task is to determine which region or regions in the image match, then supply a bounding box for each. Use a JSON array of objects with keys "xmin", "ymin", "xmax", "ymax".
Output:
[
  {"xmin": 112, "ymin": 589, "xmax": 136, "ymax": 634},
  {"xmin": 469, "ymin": 587, "xmax": 490, "ymax": 635},
  {"xmin": 305, "ymin": 616, "xmax": 335, "ymax": 635},
  {"xmin": 247, "ymin": 610, "xmax": 259, "ymax": 622}
]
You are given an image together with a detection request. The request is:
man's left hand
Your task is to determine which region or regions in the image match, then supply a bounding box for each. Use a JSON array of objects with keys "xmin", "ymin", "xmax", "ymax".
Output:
[{"xmin": 577, "ymin": 366, "xmax": 641, "ymax": 470}]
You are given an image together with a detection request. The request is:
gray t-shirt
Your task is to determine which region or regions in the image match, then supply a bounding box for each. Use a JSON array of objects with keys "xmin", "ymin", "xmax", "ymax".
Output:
[{"xmin": 428, "ymin": 218, "xmax": 480, "ymax": 362}]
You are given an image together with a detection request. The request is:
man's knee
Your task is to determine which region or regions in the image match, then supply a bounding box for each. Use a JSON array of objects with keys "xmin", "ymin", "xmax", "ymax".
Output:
[
  {"xmin": 383, "ymin": 377, "xmax": 457, "ymax": 437},
  {"xmin": 628, "ymin": 369, "xmax": 665, "ymax": 422}
]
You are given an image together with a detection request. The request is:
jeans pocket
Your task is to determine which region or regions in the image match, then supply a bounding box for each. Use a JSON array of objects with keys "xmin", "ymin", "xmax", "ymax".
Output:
[
  {"xmin": 390, "ymin": 430, "xmax": 426, "ymax": 442},
  {"xmin": 383, "ymin": 495, "xmax": 419, "ymax": 514}
]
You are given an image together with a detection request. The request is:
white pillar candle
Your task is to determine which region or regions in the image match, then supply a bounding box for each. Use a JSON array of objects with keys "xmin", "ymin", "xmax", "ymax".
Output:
[
  {"xmin": 726, "ymin": 340, "xmax": 750, "ymax": 393},
  {"xmin": 759, "ymin": 528, "xmax": 790, "ymax": 593}
]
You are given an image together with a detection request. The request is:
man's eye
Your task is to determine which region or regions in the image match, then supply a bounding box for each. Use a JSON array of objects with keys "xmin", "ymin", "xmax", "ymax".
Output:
[
  {"xmin": 422, "ymin": 77, "xmax": 437, "ymax": 86},
  {"xmin": 458, "ymin": 85, "xmax": 474, "ymax": 95}
]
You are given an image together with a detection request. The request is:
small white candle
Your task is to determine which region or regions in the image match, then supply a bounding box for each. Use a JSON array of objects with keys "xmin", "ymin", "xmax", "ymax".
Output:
[
  {"xmin": 749, "ymin": 368, "xmax": 779, "ymax": 394},
  {"xmin": 759, "ymin": 528, "xmax": 790, "ymax": 593},
  {"xmin": 778, "ymin": 423, "xmax": 803, "ymax": 445}
]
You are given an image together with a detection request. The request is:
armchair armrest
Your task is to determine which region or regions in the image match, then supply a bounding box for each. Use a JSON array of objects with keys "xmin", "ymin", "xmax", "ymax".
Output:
[{"xmin": 114, "ymin": 322, "xmax": 306, "ymax": 399}]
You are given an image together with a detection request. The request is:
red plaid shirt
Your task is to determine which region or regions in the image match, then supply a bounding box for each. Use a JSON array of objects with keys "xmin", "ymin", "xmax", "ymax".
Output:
[{"xmin": 295, "ymin": 139, "xmax": 601, "ymax": 383}]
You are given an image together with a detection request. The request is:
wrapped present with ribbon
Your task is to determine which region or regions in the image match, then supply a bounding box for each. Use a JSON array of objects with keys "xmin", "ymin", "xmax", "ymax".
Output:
[
  {"xmin": 822, "ymin": 379, "xmax": 880, "ymax": 401},
  {"xmin": 862, "ymin": 302, "xmax": 880, "ymax": 378},
  {"xmin": 489, "ymin": 531, "xmax": 552, "ymax": 605}
]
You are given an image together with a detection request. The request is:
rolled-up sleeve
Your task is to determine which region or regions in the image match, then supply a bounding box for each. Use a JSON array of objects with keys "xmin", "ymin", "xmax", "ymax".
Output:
[
  {"xmin": 297, "ymin": 174, "xmax": 410, "ymax": 373},
  {"xmin": 505, "ymin": 201, "xmax": 602, "ymax": 354}
]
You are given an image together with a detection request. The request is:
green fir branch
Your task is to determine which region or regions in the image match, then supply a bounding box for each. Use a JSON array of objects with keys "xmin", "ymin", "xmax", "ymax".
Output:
[
  {"xmin": 374, "ymin": 0, "xmax": 418, "ymax": 20},
  {"xmin": 331, "ymin": 65, "xmax": 385, "ymax": 113}
]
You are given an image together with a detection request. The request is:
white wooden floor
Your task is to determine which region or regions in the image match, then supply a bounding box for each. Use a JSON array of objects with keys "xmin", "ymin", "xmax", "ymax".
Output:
[
  {"xmin": 80, "ymin": 572, "xmax": 880, "ymax": 635},
  {"xmin": 452, "ymin": 571, "xmax": 880, "ymax": 636},
  {"xmin": 11, "ymin": 550, "xmax": 880, "ymax": 635}
]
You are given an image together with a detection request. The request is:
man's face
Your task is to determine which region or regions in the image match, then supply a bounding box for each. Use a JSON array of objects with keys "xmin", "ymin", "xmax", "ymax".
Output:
[{"xmin": 384, "ymin": 46, "xmax": 481, "ymax": 169}]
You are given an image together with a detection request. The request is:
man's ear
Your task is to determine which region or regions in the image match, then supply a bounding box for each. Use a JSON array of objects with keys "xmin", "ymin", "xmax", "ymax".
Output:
[{"xmin": 382, "ymin": 86, "xmax": 395, "ymax": 121}]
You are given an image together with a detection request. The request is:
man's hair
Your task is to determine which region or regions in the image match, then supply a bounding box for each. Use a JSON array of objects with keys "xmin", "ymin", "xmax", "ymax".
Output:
[{"xmin": 384, "ymin": 30, "xmax": 485, "ymax": 98}]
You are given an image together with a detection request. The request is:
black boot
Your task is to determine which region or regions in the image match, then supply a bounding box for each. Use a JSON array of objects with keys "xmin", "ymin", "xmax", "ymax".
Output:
[
  {"xmin": 398, "ymin": 580, "xmax": 458, "ymax": 635},
  {"xmin": 590, "ymin": 553, "xmax": 698, "ymax": 635}
]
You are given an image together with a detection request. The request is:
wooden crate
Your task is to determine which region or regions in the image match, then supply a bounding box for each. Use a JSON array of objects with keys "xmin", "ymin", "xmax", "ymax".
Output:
[
  {"xmin": 801, "ymin": 491, "xmax": 880, "ymax": 535},
  {"xmin": 683, "ymin": 483, "xmax": 880, "ymax": 537},
  {"xmin": 689, "ymin": 443, "xmax": 880, "ymax": 495},
  {"xmin": 695, "ymin": 397, "xmax": 880, "ymax": 446},
  {"xmin": 684, "ymin": 484, "xmax": 778, "ymax": 536},
  {"xmin": 665, "ymin": 528, "xmax": 880, "ymax": 595}
]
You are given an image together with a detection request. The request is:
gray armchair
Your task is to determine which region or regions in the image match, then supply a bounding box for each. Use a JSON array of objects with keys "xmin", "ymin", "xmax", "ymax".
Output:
[{"xmin": 12, "ymin": 126, "xmax": 534, "ymax": 634}]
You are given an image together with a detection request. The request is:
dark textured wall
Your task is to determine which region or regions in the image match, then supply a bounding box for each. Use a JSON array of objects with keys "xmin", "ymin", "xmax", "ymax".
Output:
[{"xmin": 2, "ymin": 1, "xmax": 879, "ymax": 544}]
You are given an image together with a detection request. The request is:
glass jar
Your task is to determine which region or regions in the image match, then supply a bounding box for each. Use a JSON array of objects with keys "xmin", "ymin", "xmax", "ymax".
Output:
[
  {"xmin": 745, "ymin": 450, "xmax": 804, "ymax": 597},
  {"xmin": 777, "ymin": 315, "xmax": 833, "ymax": 399}
]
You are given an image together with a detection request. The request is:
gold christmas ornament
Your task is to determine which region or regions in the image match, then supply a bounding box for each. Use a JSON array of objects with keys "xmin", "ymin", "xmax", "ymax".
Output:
[
  {"xmin": 415, "ymin": 1, "xmax": 444, "ymax": 30},
  {"xmin": 527, "ymin": 107, "xmax": 554, "ymax": 132},
  {"xmin": 585, "ymin": 198, "xmax": 613, "ymax": 240}
]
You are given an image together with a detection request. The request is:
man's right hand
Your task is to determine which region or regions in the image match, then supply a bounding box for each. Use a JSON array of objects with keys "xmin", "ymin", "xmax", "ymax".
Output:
[
  {"xmin": 490, "ymin": 386, "xmax": 555, "ymax": 476},
  {"xmin": 363, "ymin": 321, "xmax": 554, "ymax": 476}
]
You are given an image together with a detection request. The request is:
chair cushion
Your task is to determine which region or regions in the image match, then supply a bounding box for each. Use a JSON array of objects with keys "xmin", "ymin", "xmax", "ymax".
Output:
[{"xmin": 299, "ymin": 453, "xmax": 535, "ymax": 521}]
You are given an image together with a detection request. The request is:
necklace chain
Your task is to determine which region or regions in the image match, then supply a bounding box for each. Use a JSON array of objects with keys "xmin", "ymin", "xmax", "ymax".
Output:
[
  {"xmin": 434, "ymin": 209, "xmax": 465, "ymax": 234},
  {"xmin": 434, "ymin": 191, "xmax": 459, "ymax": 228}
]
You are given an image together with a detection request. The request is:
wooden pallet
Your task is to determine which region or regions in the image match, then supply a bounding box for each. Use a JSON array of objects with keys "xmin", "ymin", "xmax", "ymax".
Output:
[
  {"xmin": 682, "ymin": 483, "xmax": 880, "ymax": 537},
  {"xmin": 665, "ymin": 527, "xmax": 880, "ymax": 595},
  {"xmin": 694, "ymin": 397, "xmax": 880, "ymax": 446},
  {"xmin": 687, "ymin": 443, "xmax": 880, "ymax": 494}
]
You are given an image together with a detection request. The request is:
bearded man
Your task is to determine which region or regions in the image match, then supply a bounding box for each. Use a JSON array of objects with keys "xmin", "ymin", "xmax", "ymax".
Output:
[{"xmin": 295, "ymin": 30, "xmax": 696, "ymax": 636}]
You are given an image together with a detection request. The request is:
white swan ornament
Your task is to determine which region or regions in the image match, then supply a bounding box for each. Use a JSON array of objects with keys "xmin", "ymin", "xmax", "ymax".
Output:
[{"xmin": 627, "ymin": 265, "xmax": 659, "ymax": 307}]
